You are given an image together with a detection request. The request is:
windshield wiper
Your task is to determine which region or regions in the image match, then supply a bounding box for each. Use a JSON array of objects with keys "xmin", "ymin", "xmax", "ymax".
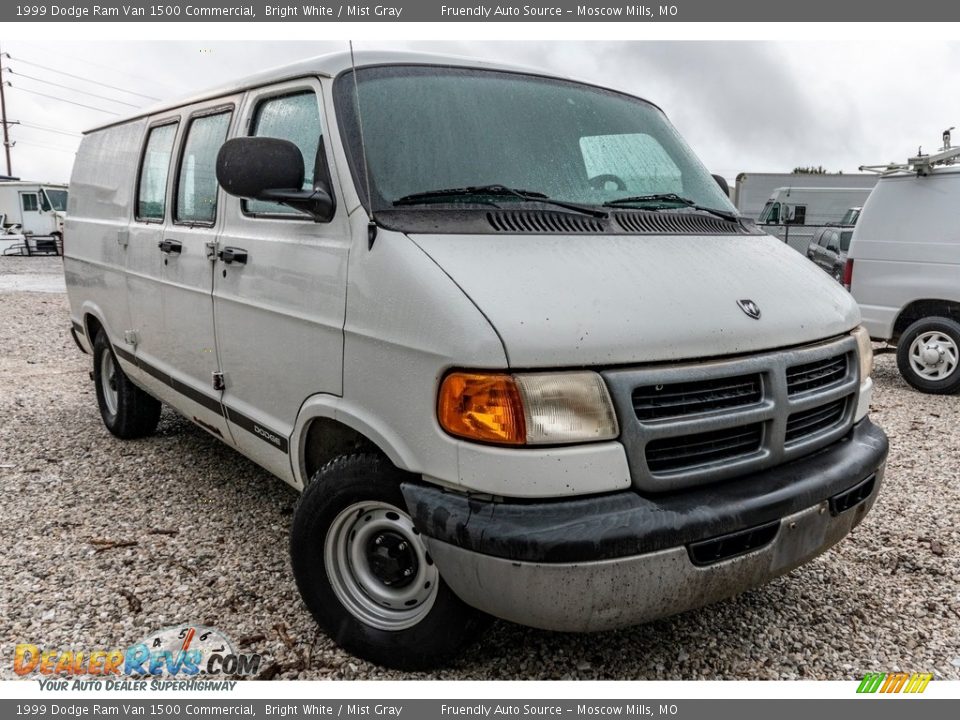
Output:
[
  {"xmin": 603, "ymin": 193, "xmax": 740, "ymax": 223},
  {"xmin": 393, "ymin": 185, "xmax": 608, "ymax": 218}
]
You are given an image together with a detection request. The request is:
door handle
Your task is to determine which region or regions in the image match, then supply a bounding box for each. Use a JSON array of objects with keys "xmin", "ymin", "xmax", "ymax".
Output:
[
  {"xmin": 218, "ymin": 247, "xmax": 248, "ymax": 265},
  {"xmin": 158, "ymin": 239, "xmax": 183, "ymax": 255}
]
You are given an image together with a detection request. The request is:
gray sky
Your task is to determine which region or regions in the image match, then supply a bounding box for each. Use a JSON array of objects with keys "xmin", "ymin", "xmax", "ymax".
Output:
[{"xmin": 3, "ymin": 40, "xmax": 959, "ymax": 184}]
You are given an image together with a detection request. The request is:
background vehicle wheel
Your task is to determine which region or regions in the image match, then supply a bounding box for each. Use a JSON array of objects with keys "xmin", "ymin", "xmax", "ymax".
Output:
[
  {"xmin": 831, "ymin": 266, "xmax": 843, "ymax": 282},
  {"xmin": 896, "ymin": 316, "xmax": 960, "ymax": 394},
  {"xmin": 92, "ymin": 330, "xmax": 162, "ymax": 438},
  {"xmin": 290, "ymin": 453, "xmax": 491, "ymax": 670}
]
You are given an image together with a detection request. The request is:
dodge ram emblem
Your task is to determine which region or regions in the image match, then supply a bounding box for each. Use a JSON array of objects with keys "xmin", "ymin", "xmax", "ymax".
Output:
[{"xmin": 737, "ymin": 299, "xmax": 761, "ymax": 319}]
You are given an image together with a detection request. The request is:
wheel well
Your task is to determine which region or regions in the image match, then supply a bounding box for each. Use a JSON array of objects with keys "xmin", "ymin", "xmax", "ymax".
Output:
[
  {"xmin": 302, "ymin": 418, "xmax": 383, "ymax": 482},
  {"xmin": 893, "ymin": 300, "xmax": 960, "ymax": 343},
  {"xmin": 84, "ymin": 314, "xmax": 103, "ymax": 345}
]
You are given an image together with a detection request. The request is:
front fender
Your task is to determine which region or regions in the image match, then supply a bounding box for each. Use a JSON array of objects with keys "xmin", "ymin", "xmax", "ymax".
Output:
[{"xmin": 291, "ymin": 393, "xmax": 422, "ymax": 490}]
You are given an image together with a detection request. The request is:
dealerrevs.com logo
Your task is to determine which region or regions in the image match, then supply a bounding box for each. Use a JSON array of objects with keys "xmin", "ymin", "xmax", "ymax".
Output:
[
  {"xmin": 857, "ymin": 672, "xmax": 933, "ymax": 694},
  {"xmin": 15, "ymin": 626, "xmax": 261, "ymax": 691}
]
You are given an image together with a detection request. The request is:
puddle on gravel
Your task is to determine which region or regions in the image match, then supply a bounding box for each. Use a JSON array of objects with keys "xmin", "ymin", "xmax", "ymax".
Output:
[{"xmin": 0, "ymin": 274, "xmax": 66, "ymax": 293}]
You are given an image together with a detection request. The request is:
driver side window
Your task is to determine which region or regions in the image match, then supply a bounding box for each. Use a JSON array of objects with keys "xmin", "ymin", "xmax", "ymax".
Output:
[{"xmin": 245, "ymin": 91, "xmax": 324, "ymax": 216}]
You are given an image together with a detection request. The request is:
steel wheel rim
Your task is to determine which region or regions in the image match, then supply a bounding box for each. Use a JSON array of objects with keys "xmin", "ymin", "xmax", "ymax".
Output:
[
  {"xmin": 909, "ymin": 331, "xmax": 959, "ymax": 380},
  {"xmin": 324, "ymin": 501, "xmax": 439, "ymax": 631},
  {"xmin": 100, "ymin": 351, "xmax": 119, "ymax": 416}
]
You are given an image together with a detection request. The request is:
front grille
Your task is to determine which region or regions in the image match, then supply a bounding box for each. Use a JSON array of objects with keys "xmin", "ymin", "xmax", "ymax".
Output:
[
  {"xmin": 645, "ymin": 424, "xmax": 763, "ymax": 474},
  {"xmin": 785, "ymin": 399, "xmax": 847, "ymax": 444},
  {"xmin": 633, "ymin": 374, "xmax": 762, "ymax": 422},
  {"xmin": 602, "ymin": 336, "xmax": 860, "ymax": 492},
  {"xmin": 786, "ymin": 353, "xmax": 849, "ymax": 395}
]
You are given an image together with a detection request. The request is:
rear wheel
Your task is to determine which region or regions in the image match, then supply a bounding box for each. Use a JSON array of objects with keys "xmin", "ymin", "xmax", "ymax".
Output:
[
  {"xmin": 896, "ymin": 316, "xmax": 960, "ymax": 394},
  {"xmin": 290, "ymin": 453, "xmax": 490, "ymax": 670},
  {"xmin": 92, "ymin": 330, "xmax": 162, "ymax": 438}
]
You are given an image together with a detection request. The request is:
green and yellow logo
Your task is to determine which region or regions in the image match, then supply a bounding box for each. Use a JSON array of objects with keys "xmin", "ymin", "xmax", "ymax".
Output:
[{"xmin": 857, "ymin": 672, "xmax": 933, "ymax": 694}]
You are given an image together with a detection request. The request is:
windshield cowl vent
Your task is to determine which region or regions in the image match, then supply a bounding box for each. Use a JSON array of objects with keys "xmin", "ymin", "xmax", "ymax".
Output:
[
  {"xmin": 615, "ymin": 211, "xmax": 747, "ymax": 235},
  {"xmin": 486, "ymin": 210, "xmax": 607, "ymax": 234}
]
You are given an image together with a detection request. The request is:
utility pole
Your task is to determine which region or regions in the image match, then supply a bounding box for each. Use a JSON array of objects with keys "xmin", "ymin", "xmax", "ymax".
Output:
[{"xmin": 0, "ymin": 44, "xmax": 12, "ymax": 176}]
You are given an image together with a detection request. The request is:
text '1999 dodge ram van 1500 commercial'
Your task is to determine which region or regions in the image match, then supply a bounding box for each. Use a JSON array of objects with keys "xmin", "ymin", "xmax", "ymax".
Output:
[{"xmin": 64, "ymin": 52, "xmax": 889, "ymax": 670}]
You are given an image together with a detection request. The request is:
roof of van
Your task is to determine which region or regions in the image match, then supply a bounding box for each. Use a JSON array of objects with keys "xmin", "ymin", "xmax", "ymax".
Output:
[
  {"xmin": 0, "ymin": 180, "xmax": 68, "ymax": 189},
  {"xmin": 85, "ymin": 50, "xmax": 610, "ymax": 134}
]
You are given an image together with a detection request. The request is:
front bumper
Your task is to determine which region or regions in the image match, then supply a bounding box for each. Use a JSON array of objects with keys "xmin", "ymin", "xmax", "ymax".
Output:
[{"xmin": 401, "ymin": 418, "xmax": 888, "ymax": 632}]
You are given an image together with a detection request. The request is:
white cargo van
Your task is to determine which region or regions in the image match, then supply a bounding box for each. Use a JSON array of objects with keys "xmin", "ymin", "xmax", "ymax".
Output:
[
  {"xmin": 850, "ymin": 140, "xmax": 960, "ymax": 394},
  {"xmin": 65, "ymin": 52, "xmax": 887, "ymax": 669}
]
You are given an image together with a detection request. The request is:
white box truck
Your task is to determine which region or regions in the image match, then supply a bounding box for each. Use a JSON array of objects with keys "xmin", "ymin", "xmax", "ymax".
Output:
[
  {"xmin": 757, "ymin": 186, "xmax": 874, "ymax": 252},
  {"xmin": 0, "ymin": 181, "xmax": 68, "ymax": 236}
]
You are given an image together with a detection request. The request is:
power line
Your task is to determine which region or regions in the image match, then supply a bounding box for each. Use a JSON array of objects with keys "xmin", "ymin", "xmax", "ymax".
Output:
[
  {"xmin": 17, "ymin": 122, "xmax": 82, "ymax": 137},
  {"xmin": 7, "ymin": 69, "xmax": 140, "ymax": 108},
  {"xmin": 29, "ymin": 48, "xmax": 173, "ymax": 93},
  {"xmin": 14, "ymin": 138, "xmax": 77, "ymax": 154},
  {"xmin": 6, "ymin": 55, "xmax": 160, "ymax": 101},
  {"xmin": 7, "ymin": 85, "xmax": 120, "ymax": 116}
]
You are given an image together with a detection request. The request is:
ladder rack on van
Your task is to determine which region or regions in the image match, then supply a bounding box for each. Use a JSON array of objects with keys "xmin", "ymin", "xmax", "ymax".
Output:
[{"xmin": 859, "ymin": 127, "xmax": 960, "ymax": 176}]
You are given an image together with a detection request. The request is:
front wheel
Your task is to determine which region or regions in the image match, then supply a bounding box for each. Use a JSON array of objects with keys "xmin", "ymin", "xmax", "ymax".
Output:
[
  {"xmin": 290, "ymin": 454, "xmax": 490, "ymax": 670},
  {"xmin": 896, "ymin": 316, "xmax": 960, "ymax": 394}
]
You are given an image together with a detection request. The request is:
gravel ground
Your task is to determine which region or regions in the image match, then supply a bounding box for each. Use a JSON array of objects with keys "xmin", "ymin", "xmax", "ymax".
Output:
[{"xmin": 1, "ymin": 255, "xmax": 958, "ymax": 681}]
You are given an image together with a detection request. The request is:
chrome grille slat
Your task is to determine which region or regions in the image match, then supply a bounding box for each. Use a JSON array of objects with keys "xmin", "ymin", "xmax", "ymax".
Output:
[{"xmin": 602, "ymin": 337, "xmax": 860, "ymax": 492}]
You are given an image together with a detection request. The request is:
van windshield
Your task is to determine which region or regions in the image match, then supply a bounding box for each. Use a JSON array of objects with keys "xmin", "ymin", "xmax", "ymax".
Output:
[{"xmin": 335, "ymin": 65, "xmax": 735, "ymax": 215}]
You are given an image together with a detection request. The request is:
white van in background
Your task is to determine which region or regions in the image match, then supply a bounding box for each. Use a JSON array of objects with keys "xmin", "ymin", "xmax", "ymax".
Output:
[
  {"xmin": 850, "ymin": 137, "xmax": 960, "ymax": 394},
  {"xmin": 64, "ymin": 52, "xmax": 887, "ymax": 669},
  {"xmin": 758, "ymin": 186, "xmax": 873, "ymax": 252}
]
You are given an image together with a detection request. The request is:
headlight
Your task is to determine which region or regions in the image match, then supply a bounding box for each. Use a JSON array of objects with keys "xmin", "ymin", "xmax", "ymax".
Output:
[
  {"xmin": 851, "ymin": 326, "xmax": 873, "ymax": 382},
  {"xmin": 438, "ymin": 370, "xmax": 619, "ymax": 446}
]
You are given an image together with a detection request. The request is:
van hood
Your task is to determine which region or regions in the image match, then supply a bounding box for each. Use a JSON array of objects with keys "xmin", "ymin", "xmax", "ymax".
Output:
[{"xmin": 409, "ymin": 233, "xmax": 860, "ymax": 368}]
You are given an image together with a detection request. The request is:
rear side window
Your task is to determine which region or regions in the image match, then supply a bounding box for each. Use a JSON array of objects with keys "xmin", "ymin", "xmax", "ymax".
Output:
[
  {"xmin": 137, "ymin": 123, "xmax": 178, "ymax": 221},
  {"xmin": 176, "ymin": 110, "xmax": 232, "ymax": 224},
  {"xmin": 21, "ymin": 193, "xmax": 38, "ymax": 212},
  {"xmin": 792, "ymin": 205, "xmax": 807, "ymax": 224},
  {"xmin": 245, "ymin": 92, "xmax": 323, "ymax": 216}
]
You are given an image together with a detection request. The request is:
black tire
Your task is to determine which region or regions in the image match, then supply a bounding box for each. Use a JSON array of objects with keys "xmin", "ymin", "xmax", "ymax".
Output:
[
  {"xmin": 290, "ymin": 453, "xmax": 491, "ymax": 670},
  {"xmin": 831, "ymin": 266, "xmax": 843, "ymax": 283},
  {"xmin": 92, "ymin": 330, "xmax": 162, "ymax": 438},
  {"xmin": 896, "ymin": 316, "xmax": 960, "ymax": 394}
]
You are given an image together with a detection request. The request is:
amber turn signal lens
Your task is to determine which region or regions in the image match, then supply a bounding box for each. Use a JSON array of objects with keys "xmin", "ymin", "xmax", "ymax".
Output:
[{"xmin": 438, "ymin": 372, "xmax": 526, "ymax": 445}]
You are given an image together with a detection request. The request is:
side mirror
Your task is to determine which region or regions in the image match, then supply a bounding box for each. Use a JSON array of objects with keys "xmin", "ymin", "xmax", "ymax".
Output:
[
  {"xmin": 216, "ymin": 137, "xmax": 334, "ymax": 222},
  {"xmin": 712, "ymin": 174, "xmax": 730, "ymax": 196}
]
